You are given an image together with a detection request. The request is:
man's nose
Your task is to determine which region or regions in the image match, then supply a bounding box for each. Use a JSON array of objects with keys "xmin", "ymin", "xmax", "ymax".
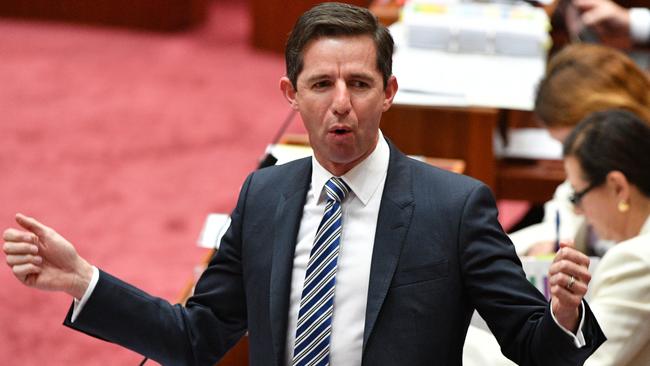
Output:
[{"xmin": 331, "ymin": 81, "xmax": 351, "ymax": 116}]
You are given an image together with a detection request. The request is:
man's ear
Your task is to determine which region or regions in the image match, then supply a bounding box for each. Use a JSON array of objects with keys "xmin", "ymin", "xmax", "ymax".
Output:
[
  {"xmin": 382, "ymin": 75, "xmax": 398, "ymax": 112},
  {"xmin": 280, "ymin": 77, "xmax": 299, "ymax": 110}
]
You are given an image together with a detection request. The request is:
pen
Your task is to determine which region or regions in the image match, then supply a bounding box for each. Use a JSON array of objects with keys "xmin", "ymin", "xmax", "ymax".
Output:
[{"xmin": 554, "ymin": 209, "xmax": 560, "ymax": 252}]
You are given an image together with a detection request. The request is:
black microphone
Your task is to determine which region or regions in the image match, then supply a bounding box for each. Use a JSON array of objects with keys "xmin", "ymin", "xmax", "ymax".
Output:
[{"xmin": 257, "ymin": 109, "xmax": 297, "ymax": 169}]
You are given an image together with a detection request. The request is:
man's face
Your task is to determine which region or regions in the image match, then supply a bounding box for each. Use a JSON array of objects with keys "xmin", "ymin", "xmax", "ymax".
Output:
[{"xmin": 280, "ymin": 35, "xmax": 397, "ymax": 176}]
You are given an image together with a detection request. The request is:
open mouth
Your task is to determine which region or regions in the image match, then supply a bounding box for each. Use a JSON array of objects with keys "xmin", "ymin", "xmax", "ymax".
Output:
[{"xmin": 329, "ymin": 126, "xmax": 351, "ymax": 135}]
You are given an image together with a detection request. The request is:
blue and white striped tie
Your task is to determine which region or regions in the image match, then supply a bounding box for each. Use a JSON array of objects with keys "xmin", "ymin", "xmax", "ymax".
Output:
[{"xmin": 293, "ymin": 177, "xmax": 350, "ymax": 366}]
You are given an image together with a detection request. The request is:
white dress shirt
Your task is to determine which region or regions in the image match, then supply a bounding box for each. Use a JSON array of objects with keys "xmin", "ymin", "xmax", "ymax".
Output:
[{"xmin": 285, "ymin": 134, "xmax": 389, "ymax": 366}]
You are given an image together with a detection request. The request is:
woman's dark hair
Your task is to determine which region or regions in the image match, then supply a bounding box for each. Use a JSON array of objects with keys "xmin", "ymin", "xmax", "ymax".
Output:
[
  {"xmin": 284, "ymin": 2, "xmax": 394, "ymax": 89},
  {"xmin": 564, "ymin": 109, "xmax": 650, "ymax": 197}
]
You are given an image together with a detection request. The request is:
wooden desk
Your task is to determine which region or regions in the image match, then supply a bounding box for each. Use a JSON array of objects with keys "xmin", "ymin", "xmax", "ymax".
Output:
[
  {"xmin": 496, "ymin": 158, "xmax": 565, "ymax": 203},
  {"xmin": 380, "ymin": 105, "xmax": 498, "ymax": 188},
  {"xmin": 380, "ymin": 105, "xmax": 565, "ymax": 204}
]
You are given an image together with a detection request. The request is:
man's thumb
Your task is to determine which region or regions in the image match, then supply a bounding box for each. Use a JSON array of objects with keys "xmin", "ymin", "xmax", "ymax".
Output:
[{"xmin": 15, "ymin": 213, "xmax": 48, "ymax": 240}]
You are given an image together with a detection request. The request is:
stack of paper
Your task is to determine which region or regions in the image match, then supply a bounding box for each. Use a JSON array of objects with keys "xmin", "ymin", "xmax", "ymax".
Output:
[
  {"xmin": 493, "ymin": 128, "xmax": 563, "ymax": 160},
  {"xmin": 402, "ymin": 0, "xmax": 550, "ymax": 58},
  {"xmin": 390, "ymin": 0, "xmax": 549, "ymax": 111}
]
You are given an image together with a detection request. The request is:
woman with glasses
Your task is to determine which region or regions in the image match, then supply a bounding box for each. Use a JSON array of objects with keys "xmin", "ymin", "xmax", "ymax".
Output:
[
  {"xmin": 510, "ymin": 43, "xmax": 650, "ymax": 256},
  {"xmin": 563, "ymin": 109, "xmax": 650, "ymax": 366}
]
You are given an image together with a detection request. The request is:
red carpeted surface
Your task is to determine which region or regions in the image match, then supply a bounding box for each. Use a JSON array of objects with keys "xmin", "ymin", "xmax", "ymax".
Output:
[
  {"xmin": 0, "ymin": 1, "xmax": 526, "ymax": 364},
  {"xmin": 0, "ymin": 1, "xmax": 300, "ymax": 364}
]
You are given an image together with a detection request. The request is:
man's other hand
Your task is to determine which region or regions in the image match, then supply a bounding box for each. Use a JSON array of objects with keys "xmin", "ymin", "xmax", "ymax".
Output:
[
  {"xmin": 3, "ymin": 213, "xmax": 93, "ymax": 299},
  {"xmin": 548, "ymin": 242, "xmax": 591, "ymax": 332}
]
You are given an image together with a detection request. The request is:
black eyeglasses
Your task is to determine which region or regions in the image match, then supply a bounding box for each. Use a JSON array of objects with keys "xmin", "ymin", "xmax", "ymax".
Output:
[{"xmin": 569, "ymin": 182, "xmax": 599, "ymax": 206}]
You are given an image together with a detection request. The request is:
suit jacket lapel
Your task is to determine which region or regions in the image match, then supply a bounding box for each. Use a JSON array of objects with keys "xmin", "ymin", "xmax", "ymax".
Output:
[
  {"xmin": 269, "ymin": 158, "xmax": 311, "ymax": 366},
  {"xmin": 363, "ymin": 142, "xmax": 415, "ymax": 350}
]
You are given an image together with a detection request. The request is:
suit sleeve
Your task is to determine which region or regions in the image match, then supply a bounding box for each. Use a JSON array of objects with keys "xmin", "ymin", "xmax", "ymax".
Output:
[
  {"xmin": 63, "ymin": 173, "xmax": 254, "ymax": 366},
  {"xmin": 458, "ymin": 184, "xmax": 605, "ymax": 366}
]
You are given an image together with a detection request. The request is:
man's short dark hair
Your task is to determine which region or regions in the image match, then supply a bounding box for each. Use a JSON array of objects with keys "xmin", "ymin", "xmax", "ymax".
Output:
[{"xmin": 285, "ymin": 2, "xmax": 394, "ymax": 89}]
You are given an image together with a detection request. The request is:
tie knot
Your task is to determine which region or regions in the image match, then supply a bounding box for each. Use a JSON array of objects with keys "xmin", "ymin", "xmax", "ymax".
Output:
[{"xmin": 324, "ymin": 177, "xmax": 350, "ymax": 202}]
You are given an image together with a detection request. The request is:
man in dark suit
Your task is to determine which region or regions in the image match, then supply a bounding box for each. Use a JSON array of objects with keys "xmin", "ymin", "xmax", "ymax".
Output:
[{"xmin": 3, "ymin": 3, "xmax": 605, "ymax": 366}]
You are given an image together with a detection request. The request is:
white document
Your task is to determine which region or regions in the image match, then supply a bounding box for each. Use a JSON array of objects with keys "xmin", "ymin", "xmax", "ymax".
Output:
[
  {"xmin": 268, "ymin": 144, "xmax": 313, "ymax": 165},
  {"xmin": 197, "ymin": 213, "xmax": 232, "ymax": 249},
  {"xmin": 390, "ymin": 15, "xmax": 547, "ymax": 110},
  {"xmin": 392, "ymin": 39, "xmax": 546, "ymax": 110},
  {"xmin": 493, "ymin": 128, "xmax": 563, "ymax": 160}
]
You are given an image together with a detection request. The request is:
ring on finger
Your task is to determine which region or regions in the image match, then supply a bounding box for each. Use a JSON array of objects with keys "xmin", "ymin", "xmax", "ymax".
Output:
[{"xmin": 566, "ymin": 275, "xmax": 576, "ymax": 290}]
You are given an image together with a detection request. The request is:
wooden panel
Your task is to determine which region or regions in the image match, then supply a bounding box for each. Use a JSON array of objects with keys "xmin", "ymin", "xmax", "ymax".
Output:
[
  {"xmin": 380, "ymin": 104, "xmax": 499, "ymax": 189},
  {"xmin": 505, "ymin": 110, "xmax": 538, "ymax": 128},
  {"xmin": 380, "ymin": 104, "xmax": 566, "ymax": 203},
  {"xmin": 216, "ymin": 337, "xmax": 249, "ymax": 366},
  {"xmin": 0, "ymin": 0, "xmax": 207, "ymax": 31},
  {"xmin": 250, "ymin": 0, "xmax": 369, "ymax": 53},
  {"xmin": 496, "ymin": 159, "xmax": 565, "ymax": 204}
]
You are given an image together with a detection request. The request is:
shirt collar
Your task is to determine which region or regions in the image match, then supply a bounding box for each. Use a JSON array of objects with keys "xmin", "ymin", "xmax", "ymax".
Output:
[{"xmin": 311, "ymin": 131, "xmax": 390, "ymax": 206}]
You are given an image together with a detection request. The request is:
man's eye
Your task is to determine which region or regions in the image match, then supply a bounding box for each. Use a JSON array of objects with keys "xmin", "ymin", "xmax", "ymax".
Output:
[
  {"xmin": 312, "ymin": 81, "xmax": 331, "ymax": 89},
  {"xmin": 350, "ymin": 80, "xmax": 369, "ymax": 88}
]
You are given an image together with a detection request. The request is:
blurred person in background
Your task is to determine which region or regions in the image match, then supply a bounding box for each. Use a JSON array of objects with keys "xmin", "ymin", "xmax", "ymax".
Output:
[
  {"xmin": 510, "ymin": 43, "xmax": 650, "ymax": 256},
  {"xmin": 568, "ymin": 0, "xmax": 650, "ymax": 45},
  {"xmin": 563, "ymin": 109, "xmax": 650, "ymax": 366}
]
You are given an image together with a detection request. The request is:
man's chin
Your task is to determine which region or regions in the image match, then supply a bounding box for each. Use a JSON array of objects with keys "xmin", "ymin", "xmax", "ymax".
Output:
[{"xmin": 313, "ymin": 150, "xmax": 364, "ymax": 175}]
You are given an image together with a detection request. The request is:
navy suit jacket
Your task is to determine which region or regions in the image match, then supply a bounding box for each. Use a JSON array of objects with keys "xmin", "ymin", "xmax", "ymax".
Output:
[{"xmin": 65, "ymin": 141, "xmax": 605, "ymax": 365}]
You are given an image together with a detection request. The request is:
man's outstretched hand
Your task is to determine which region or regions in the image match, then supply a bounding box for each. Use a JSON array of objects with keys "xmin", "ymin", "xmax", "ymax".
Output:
[{"xmin": 3, "ymin": 214, "xmax": 93, "ymax": 299}]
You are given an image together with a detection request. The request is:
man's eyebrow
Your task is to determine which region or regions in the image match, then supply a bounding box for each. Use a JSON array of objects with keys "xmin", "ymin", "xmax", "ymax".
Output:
[
  {"xmin": 348, "ymin": 73, "xmax": 375, "ymax": 82},
  {"xmin": 303, "ymin": 74, "xmax": 331, "ymax": 84}
]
